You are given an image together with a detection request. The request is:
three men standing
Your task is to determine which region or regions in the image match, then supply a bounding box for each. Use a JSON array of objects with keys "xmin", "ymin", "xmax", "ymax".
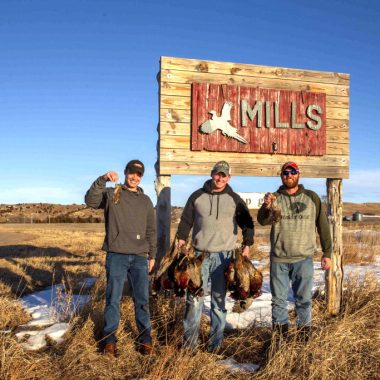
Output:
[
  {"xmin": 177, "ymin": 160, "xmax": 254, "ymax": 352},
  {"xmin": 86, "ymin": 157, "xmax": 331, "ymax": 355},
  {"xmin": 258, "ymin": 161, "xmax": 332, "ymax": 338},
  {"xmin": 85, "ymin": 160, "xmax": 156, "ymax": 356}
]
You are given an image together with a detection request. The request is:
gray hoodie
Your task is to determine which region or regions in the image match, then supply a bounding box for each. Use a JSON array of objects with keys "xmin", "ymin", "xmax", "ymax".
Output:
[
  {"xmin": 257, "ymin": 184, "xmax": 332, "ymax": 263},
  {"xmin": 177, "ymin": 179, "xmax": 254, "ymax": 252}
]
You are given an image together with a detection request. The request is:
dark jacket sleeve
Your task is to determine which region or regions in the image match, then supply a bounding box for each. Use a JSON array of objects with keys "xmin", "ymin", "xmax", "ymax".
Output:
[
  {"xmin": 232, "ymin": 193, "xmax": 254, "ymax": 246},
  {"xmin": 146, "ymin": 200, "xmax": 157, "ymax": 259},
  {"xmin": 177, "ymin": 191, "xmax": 199, "ymax": 241},
  {"xmin": 84, "ymin": 176, "xmax": 108, "ymax": 209},
  {"xmin": 305, "ymin": 190, "xmax": 333, "ymax": 258}
]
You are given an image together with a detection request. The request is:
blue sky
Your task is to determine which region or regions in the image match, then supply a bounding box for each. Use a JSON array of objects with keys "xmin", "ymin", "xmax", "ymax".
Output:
[{"xmin": 1, "ymin": 0, "xmax": 379, "ymax": 206}]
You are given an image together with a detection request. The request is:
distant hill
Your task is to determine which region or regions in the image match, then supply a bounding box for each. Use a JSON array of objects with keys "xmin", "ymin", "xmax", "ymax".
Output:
[
  {"xmin": 0, "ymin": 202, "xmax": 378, "ymax": 224},
  {"xmin": 0, "ymin": 203, "xmax": 184, "ymax": 224},
  {"xmin": 0, "ymin": 203, "xmax": 103, "ymax": 223}
]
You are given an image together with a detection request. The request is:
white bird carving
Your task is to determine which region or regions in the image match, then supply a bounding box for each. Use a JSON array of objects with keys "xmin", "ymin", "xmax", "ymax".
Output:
[{"xmin": 200, "ymin": 101, "xmax": 247, "ymax": 144}]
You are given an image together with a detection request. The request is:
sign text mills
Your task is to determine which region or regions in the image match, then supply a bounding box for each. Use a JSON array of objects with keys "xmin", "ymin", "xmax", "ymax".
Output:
[{"xmin": 241, "ymin": 100, "xmax": 323, "ymax": 130}]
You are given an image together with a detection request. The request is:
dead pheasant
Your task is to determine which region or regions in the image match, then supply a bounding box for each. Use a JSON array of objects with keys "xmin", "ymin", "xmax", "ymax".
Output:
[
  {"xmin": 266, "ymin": 193, "xmax": 281, "ymax": 223},
  {"xmin": 225, "ymin": 248, "xmax": 263, "ymax": 313},
  {"xmin": 113, "ymin": 184, "xmax": 123, "ymax": 204},
  {"xmin": 174, "ymin": 248, "xmax": 205, "ymax": 297},
  {"xmin": 153, "ymin": 243, "xmax": 205, "ymax": 297}
]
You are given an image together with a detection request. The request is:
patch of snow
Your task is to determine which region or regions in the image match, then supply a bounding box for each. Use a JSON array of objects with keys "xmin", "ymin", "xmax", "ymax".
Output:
[
  {"xmin": 16, "ymin": 278, "xmax": 95, "ymax": 350},
  {"xmin": 16, "ymin": 323, "xmax": 69, "ymax": 351},
  {"xmin": 218, "ymin": 357, "xmax": 260, "ymax": 373}
]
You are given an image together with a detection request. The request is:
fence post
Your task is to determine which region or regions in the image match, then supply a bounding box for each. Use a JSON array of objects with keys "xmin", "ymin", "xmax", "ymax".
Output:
[{"xmin": 326, "ymin": 178, "xmax": 344, "ymax": 315}]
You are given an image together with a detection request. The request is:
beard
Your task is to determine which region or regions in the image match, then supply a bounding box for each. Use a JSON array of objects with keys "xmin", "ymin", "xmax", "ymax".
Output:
[{"xmin": 282, "ymin": 176, "xmax": 299, "ymax": 189}]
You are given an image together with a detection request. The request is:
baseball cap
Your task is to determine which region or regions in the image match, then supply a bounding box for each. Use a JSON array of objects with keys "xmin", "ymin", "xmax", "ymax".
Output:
[
  {"xmin": 211, "ymin": 160, "xmax": 231, "ymax": 176},
  {"xmin": 281, "ymin": 161, "xmax": 299, "ymax": 173},
  {"xmin": 125, "ymin": 159, "xmax": 145, "ymax": 175}
]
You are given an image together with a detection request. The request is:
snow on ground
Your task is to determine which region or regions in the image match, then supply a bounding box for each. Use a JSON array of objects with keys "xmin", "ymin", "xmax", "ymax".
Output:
[{"xmin": 15, "ymin": 278, "xmax": 95, "ymax": 350}]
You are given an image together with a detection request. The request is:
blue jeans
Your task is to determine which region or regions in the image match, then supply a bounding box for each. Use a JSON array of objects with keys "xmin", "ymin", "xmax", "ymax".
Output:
[
  {"xmin": 183, "ymin": 250, "xmax": 232, "ymax": 351},
  {"xmin": 270, "ymin": 256, "xmax": 314, "ymax": 326},
  {"xmin": 104, "ymin": 252, "xmax": 151, "ymax": 344}
]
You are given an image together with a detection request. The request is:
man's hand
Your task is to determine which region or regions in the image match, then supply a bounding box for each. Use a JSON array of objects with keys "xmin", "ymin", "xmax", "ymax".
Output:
[
  {"xmin": 321, "ymin": 257, "xmax": 331, "ymax": 270},
  {"xmin": 241, "ymin": 245, "xmax": 250, "ymax": 257},
  {"xmin": 103, "ymin": 171, "xmax": 119, "ymax": 182},
  {"xmin": 263, "ymin": 192, "xmax": 274, "ymax": 209},
  {"xmin": 177, "ymin": 239, "xmax": 186, "ymax": 249},
  {"xmin": 148, "ymin": 259, "xmax": 155, "ymax": 274}
]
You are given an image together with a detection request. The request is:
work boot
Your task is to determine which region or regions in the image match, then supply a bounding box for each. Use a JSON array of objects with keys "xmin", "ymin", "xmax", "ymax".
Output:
[
  {"xmin": 273, "ymin": 323, "xmax": 289, "ymax": 340},
  {"xmin": 297, "ymin": 325, "xmax": 312, "ymax": 342},
  {"xmin": 139, "ymin": 342, "xmax": 153, "ymax": 355},
  {"xmin": 271, "ymin": 323, "xmax": 289, "ymax": 353},
  {"xmin": 104, "ymin": 342, "xmax": 117, "ymax": 357}
]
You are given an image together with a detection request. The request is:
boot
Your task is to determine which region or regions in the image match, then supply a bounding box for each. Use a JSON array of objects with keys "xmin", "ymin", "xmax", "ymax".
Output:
[
  {"xmin": 297, "ymin": 325, "xmax": 312, "ymax": 342},
  {"xmin": 139, "ymin": 342, "xmax": 153, "ymax": 355},
  {"xmin": 273, "ymin": 323, "xmax": 289, "ymax": 340},
  {"xmin": 104, "ymin": 342, "xmax": 117, "ymax": 357}
]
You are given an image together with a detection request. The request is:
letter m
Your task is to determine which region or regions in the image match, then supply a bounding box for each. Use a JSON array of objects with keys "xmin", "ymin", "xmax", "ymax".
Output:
[{"xmin": 241, "ymin": 100, "xmax": 262, "ymax": 127}]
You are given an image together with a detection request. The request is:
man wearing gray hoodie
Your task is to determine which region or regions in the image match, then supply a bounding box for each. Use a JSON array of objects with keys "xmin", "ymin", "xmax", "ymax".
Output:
[
  {"xmin": 257, "ymin": 161, "xmax": 332, "ymax": 340},
  {"xmin": 177, "ymin": 160, "xmax": 254, "ymax": 352}
]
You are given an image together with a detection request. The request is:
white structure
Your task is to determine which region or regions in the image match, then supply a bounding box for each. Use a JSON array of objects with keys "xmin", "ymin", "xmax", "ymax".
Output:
[{"xmin": 237, "ymin": 192, "xmax": 266, "ymax": 209}]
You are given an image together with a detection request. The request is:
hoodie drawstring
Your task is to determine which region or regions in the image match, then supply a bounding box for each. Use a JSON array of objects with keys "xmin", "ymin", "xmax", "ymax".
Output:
[{"xmin": 209, "ymin": 193, "xmax": 220, "ymax": 219}]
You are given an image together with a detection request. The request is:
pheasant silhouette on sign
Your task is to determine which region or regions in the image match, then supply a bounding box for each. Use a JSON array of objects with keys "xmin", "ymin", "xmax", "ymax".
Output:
[{"xmin": 200, "ymin": 101, "xmax": 247, "ymax": 144}]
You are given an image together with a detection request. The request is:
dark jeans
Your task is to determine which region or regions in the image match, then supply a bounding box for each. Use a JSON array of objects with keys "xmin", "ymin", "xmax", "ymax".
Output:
[
  {"xmin": 270, "ymin": 256, "xmax": 314, "ymax": 326},
  {"xmin": 104, "ymin": 252, "xmax": 151, "ymax": 344}
]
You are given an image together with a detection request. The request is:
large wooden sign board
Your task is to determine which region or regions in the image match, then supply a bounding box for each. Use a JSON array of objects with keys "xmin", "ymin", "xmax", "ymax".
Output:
[{"xmin": 158, "ymin": 56, "xmax": 349, "ymax": 178}]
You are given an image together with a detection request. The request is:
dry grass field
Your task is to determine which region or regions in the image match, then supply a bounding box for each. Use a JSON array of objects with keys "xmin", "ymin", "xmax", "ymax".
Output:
[{"xmin": 0, "ymin": 217, "xmax": 379, "ymax": 379}]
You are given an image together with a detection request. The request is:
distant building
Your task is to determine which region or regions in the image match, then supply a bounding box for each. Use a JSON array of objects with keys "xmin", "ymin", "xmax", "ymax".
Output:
[{"xmin": 237, "ymin": 192, "xmax": 266, "ymax": 209}]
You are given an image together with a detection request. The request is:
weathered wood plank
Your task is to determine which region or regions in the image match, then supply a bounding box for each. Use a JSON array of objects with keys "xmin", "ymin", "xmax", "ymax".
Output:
[
  {"xmin": 160, "ymin": 69, "xmax": 349, "ymax": 97},
  {"xmin": 159, "ymin": 147, "xmax": 349, "ymax": 165},
  {"xmin": 161, "ymin": 83, "xmax": 350, "ymax": 109},
  {"xmin": 161, "ymin": 56, "xmax": 349, "ymax": 85},
  {"xmin": 326, "ymin": 179, "xmax": 343, "ymax": 315},
  {"xmin": 161, "ymin": 136, "xmax": 350, "ymax": 155},
  {"xmin": 158, "ymin": 160, "xmax": 349, "ymax": 178}
]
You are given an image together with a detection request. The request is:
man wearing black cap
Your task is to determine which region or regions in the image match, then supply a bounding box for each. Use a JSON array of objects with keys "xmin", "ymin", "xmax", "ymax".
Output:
[
  {"xmin": 257, "ymin": 161, "xmax": 332, "ymax": 341},
  {"xmin": 177, "ymin": 160, "xmax": 254, "ymax": 352},
  {"xmin": 85, "ymin": 159, "xmax": 156, "ymax": 356}
]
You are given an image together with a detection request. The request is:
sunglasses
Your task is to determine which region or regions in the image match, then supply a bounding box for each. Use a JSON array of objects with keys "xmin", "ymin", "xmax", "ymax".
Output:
[{"xmin": 282, "ymin": 169, "xmax": 299, "ymax": 176}]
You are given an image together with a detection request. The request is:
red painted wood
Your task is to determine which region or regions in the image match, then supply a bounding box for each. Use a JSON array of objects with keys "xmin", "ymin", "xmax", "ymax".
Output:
[{"xmin": 191, "ymin": 82, "xmax": 326, "ymax": 156}]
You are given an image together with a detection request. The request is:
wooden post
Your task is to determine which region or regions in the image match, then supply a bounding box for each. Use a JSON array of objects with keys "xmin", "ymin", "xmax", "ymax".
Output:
[
  {"xmin": 326, "ymin": 179, "xmax": 344, "ymax": 315},
  {"xmin": 155, "ymin": 174, "xmax": 171, "ymax": 264}
]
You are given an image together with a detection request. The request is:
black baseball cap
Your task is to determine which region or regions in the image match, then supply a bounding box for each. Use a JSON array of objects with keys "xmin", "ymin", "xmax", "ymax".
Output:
[{"xmin": 125, "ymin": 159, "xmax": 145, "ymax": 175}]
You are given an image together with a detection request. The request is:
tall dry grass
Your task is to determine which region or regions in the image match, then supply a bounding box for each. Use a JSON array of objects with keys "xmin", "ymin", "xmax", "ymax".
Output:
[{"xmin": 0, "ymin": 223, "xmax": 379, "ymax": 379}]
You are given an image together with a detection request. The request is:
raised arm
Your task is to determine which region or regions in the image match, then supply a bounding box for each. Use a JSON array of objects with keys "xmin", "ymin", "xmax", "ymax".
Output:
[{"xmin": 85, "ymin": 171, "xmax": 119, "ymax": 209}]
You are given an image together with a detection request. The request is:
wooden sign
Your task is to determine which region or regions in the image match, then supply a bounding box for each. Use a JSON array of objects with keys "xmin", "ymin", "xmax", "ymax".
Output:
[
  {"xmin": 158, "ymin": 56, "xmax": 350, "ymax": 179},
  {"xmin": 191, "ymin": 83, "xmax": 326, "ymax": 155}
]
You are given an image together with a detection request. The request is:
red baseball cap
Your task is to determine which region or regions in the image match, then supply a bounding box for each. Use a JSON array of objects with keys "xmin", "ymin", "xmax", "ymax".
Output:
[{"xmin": 281, "ymin": 161, "xmax": 299, "ymax": 173}]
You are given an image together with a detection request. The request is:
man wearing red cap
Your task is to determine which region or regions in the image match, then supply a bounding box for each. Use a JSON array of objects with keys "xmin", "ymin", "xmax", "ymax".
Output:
[
  {"xmin": 258, "ymin": 161, "xmax": 332, "ymax": 341},
  {"xmin": 85, "ymin": 159, "xmax": 156, "ymax": 356}
]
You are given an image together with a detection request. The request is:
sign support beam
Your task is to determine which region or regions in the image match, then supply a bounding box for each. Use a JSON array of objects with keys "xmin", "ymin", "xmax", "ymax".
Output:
[{"xmin": 326, "ymin": 178, "xmax": 344, "ymax": 315}]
